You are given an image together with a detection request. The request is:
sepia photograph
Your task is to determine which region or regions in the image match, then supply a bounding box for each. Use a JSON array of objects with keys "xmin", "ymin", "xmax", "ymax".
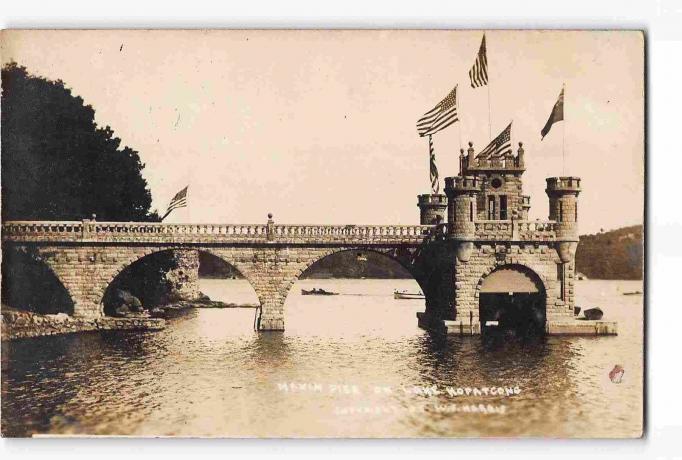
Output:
[{"xmin": 0, "ymin": 29, "xmax": 644, "ymax": 438}]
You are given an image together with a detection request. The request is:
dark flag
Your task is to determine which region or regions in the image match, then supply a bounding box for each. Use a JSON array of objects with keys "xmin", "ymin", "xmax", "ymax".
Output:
[
  {"xmin": 416, "ymin": 85, "xmax": 459, "ymax": 137},
  {"xmin": 541, "ymin": 86, "xmax": 564, "ymax": 140},
  {"xmin": 162, "ymin": 186, "xmax": 188, "ymax": 220},
  {"xmin": 477, "ymin": 122, "xmax": 512, "ymax": 159},
  {"xmin": 428, "ymin": 135, "xmax": 439, "ymax": 194},
  {"xmin": 469, "ymin": 34, "xmax": 488, "ymax": 88}
]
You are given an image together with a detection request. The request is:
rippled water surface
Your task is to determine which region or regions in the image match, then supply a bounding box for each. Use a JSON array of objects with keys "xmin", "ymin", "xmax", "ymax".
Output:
[{"xmin": 1, "ymin": 279, "xmax": 643, "ymax": 437}]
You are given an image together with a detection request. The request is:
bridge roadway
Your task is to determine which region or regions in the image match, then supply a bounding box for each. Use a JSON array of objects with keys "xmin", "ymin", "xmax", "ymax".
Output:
[{"xmin": 1, "ymin": 218, "xmax": 560, "ymax": 330}]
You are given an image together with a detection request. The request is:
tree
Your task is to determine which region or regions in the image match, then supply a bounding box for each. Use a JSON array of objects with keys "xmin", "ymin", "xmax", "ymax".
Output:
[{"xmin": 1, "ymin": 62, "xmax": 158, "ymax": 221}]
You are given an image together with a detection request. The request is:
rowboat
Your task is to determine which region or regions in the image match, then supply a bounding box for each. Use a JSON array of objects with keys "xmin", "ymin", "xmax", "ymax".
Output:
[
  {"xmin": 301, "ymin": 288, "xmax": 338, "ymax": 296},
  {"xmin": 394, "ymin": 290, "xmax": 425, "ymax": 300}
]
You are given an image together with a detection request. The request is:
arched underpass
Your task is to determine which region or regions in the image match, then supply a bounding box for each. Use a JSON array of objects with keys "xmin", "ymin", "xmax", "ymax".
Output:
[
  {"xmin": 478, "ymin": 264, "xmax": 547, "ymax": 336},
  {"xmin": 102, "ymin": 250, "xmax": 259, "ymax": 323},
  {"xmin": 1, "ymin": 246, "xmax": 74, "ymax": 315},
  {"xmin": 284, "ymin": 249, "xmax": 425, "ymax": 336}
]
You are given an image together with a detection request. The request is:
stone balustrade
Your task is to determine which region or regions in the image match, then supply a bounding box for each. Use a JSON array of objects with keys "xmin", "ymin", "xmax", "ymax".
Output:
[
  {"xmin": 2, "ymin": 221, "xmax": 435, "ymax": 245},
  {"xmin": 473, "ymin": 220, "xmax": 558, "ymax": 241},
  {"xmin": 2, "ymin": 220, "xmax": 562, "ymax": 244}
]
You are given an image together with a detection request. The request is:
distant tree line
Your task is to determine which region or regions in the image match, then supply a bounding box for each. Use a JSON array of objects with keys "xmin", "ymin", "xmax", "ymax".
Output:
[{"xmin": 575, "ymin": 225, "xmax": 643, "ymax": 280}]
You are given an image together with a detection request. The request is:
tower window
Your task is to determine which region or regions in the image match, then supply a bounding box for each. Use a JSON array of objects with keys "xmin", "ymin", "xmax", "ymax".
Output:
[
  {"xmin": 470, "ymin": 202, "xmax": 474, "ymax": 221},
  {"xmin": 575, "ymin": 203, "xmax": 578, "ymax": 222},
  {"xmin": 488, "ymin": 196, "xmax": 496, "ymax": 220},
  {"xmin": 559, "ymin": 201, "xmax": 564, "ymax": 221},
  {"xmin": 491, "ymin": 178, "xmax": 502, "ymax": 189},
  {"xmin": 500, "ymin": 195, "xmax": 508, "ymax": 220}
]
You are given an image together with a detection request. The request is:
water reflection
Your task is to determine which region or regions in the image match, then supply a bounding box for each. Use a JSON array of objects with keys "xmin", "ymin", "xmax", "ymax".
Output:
[{"xmin": 1, "ymin": 279, "xmax": 642, "ymax": 438}]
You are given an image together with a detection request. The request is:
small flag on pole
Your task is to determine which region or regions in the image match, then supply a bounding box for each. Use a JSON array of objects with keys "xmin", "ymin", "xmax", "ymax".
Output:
[
  {"xmin": 469, "ymin": 34, "xmax": 488, "ymax": 88},
  {"xmin": 428, "ymin": 135, "xmax": 439, "ymax": 194},
  {"xmin": 162, "ymin": 186, "xmax": 188, "ymax": 221},
  {"xmin": 416, "ymin": 85, "xmax": 459, "ymax": 137},
  {"xmin": 476, "ymin": 122, "xmax": 512, "ymax": 159},
  {"xmin": 541, "ymin": 86, "xmax": 564, "ymax": 140}
]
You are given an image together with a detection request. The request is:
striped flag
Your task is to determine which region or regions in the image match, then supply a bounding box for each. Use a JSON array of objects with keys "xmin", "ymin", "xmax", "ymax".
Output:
[
  {"xmin": 162, "ymin": 186, "xmax": 188, "ymax": 220},
  {"xmin": 416, "ymin": 85, "xmax": 459, "ymax": 137},
  {"xmin": 476, "ymin": 122, "xmax": 512, "ymax": 159},
  {"xmin": 469, "ymin": 34, "xmax": 488, "ymax": 88},
  {"xmin": 428, "ymin": 135, "xmax": 439, "ymax": 194},
  {"xmin": 541, "ymin": 86, "xmax": 564, "ymax": 140}
]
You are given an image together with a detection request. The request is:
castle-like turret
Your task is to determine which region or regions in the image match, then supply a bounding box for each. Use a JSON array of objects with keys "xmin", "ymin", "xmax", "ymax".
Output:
[
  {"xmin": 417, "ymin": 193, "xmax": 447, "ymax": 225},
  {"xmin": 546, "ymin": 177, "xmax": 581, "ymax": 238},
  {"xmin": 459, "ymin": 141, "xmax": 528, "ymax": 220},
  {"xmin": 444, "ymin": 175, "xmax": 481, "ymax": 239},
  {"xmin": 546, "ymin": 176, "xmax": 581, "ymax": 262}
]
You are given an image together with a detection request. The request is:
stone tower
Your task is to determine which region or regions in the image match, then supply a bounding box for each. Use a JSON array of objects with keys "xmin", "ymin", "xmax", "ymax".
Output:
[
  {"xmin": 460, "ymin": 141, "xmax": 531, "ymax": 221},
  {"xmin": 417, "ymin": 193, "xmax": 447, "ymax": 225},
  {"xmin": 546, "ymin": 177, "xmax": 581, "ymax": 308},
  {"xmin": 444, "ymin": 175, "xmax": 480, "ymax": 262}
]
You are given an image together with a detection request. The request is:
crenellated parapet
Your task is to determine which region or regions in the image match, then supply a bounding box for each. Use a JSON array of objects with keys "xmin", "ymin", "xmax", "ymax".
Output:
[{"xmin": 417, "ymin": 193, "xmax": 447, "ymax": 225}]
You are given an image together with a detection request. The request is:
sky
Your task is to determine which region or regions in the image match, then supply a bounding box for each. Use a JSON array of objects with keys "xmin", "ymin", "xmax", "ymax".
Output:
[{"xmin": 1, "ymin": 30, "xmax": 644, "ymax": 234}]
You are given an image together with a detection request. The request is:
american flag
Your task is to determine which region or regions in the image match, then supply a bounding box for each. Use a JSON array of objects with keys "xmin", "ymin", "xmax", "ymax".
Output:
[
  {"xmin": 162, "ymin": 186, "xmax": 188, "ymax": 220},
  {"xmin": 428, "ymin": 135, "xmax": 439, "ymax": 194},
  {"xmin": 416, "ymin": 84, "xmax": 459, "ymax": 137},
  {"xmin": 476, "ymin": 122, "xmax": 512, "ymax": 159},
  {"xmin": 469, "ymin": 34, "xmax": 488, "ymax": 88}
]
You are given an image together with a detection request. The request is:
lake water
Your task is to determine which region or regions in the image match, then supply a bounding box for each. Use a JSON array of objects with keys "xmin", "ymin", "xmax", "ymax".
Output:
[{"xmin": 1, "ymin": 279, "xmax": 643, "ymax": 438}]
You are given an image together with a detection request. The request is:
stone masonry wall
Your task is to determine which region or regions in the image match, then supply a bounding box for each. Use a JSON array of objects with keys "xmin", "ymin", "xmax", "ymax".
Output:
[
  {"xmin": 453, "ymin": 242, "xmax": 574, "ymax": 324},
  {"xmin": 9, "ymin": 244, "xmax": 428, "ymax": 331}
]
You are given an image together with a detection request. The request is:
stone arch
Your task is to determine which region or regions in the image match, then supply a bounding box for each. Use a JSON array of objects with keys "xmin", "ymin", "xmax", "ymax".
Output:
[
  {"xmin": 475, "ymin": 263, "xmax": 548, "ymax": 334},
  {"xmin": 475, "ymin": 263, "xmax": 548, "ymax": 296},
  {"xmin": 284, "ymin": 246, "xmax": 423, "ymax": 299},
  {"xmin": 100, "ymin": 246, "xmax": 261, "ymax": 313},
  {"xmin": 1, "ymin": 244, "xmax": 75, "ymax": 315}
]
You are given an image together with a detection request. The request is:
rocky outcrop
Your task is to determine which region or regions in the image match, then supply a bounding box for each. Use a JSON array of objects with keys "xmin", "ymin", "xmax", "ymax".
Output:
[
  {"xmin": 163, "ymin": 250, "xmax": 201, "ymax": 302},
  {"xmin": 1, "ymin": 306, "xmax": 164, "ymax": 340},
  {"xmin": 148, "ymin": 291, "xmax": 259, "ymax": 318},
  {"xmin": 110, "ymin": 289, "xmax": 147, "ymax": 317}
]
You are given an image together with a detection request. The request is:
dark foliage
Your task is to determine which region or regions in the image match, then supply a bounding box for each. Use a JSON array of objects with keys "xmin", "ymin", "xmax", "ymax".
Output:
[
  {"xmin": 198, "ymin": 252, "xmax": 243, "ymax": 279},
  {"xmin": 575, "ymin": 225, "xmax": 643, "ymax": 280},
  {"xmin": 1, "ymin": 246, "xmax": 75, "ymax": 314},
  {"xmin": 1, "ymin": 62, "xmax": 158, "ymax": 221},
  {"xmin": 102, "ymin": 251, "xmax": 177, "ymax": 315}
]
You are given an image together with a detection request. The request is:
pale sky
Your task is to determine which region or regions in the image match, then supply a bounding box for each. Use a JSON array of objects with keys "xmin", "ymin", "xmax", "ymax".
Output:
[{"xmin": 1, "ymin": 30, "xmax": 644, "ymax": 234}]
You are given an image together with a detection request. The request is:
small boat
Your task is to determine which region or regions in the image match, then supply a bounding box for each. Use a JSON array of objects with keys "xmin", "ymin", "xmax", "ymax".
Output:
[
  {"xmin": 623, "ymin": 291, "xmax": 642, "ymax": 296},
  {"xmin": 583, "ymin": 307, "xmax": 604, "ymax": 321},
  {"xmin": 301, "ymin": 288, "xmax": 338, "ymax": 296},
  {"xmin": 574, "ymin": 306, "xmax": 581, "ymax": 316},
  {"xmin": 394, "ymin": 290, "xmax": 425, "ymax": 300}
]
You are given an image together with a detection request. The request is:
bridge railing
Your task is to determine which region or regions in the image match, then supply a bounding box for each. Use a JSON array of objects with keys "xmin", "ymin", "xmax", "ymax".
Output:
[
  {"xmin": 271, "ymin": 224, "xmax": 434, "ymax": 242},
  {"xmin": 2, "ymin": 220, "xmax": 559, "ymax": 244},
  {"xmin": 1, "ymin": 220, "xmax": 435, "ymax": 244}
]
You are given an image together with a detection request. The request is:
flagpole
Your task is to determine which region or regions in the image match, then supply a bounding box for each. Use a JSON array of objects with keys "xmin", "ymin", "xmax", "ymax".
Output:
[
  {"xmin": 562, "ymin": 83, "xmax": 566, "ymax": 175},
  {"xmin": 487, "ymin": 83, "xmax": 492, "ymax": 141},
  {"xmin": 457, "ymin": 85, "xmax": 463, "ymax": 151},
  {"xmin": 487, "ymin": 33, "xmax": 492, "ymax": 141}
]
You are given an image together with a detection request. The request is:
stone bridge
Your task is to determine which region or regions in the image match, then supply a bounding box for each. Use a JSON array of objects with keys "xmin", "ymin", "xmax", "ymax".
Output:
[{"xmin": 2, "ymin": 218, "xmax": 448, "ymax": 330}]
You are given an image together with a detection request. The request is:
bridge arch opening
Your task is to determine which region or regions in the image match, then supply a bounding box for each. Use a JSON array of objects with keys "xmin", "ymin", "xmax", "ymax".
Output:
[
  {"xmin": 284, "ymin": 249, "xmax": 425, "ymax": 336},
  {"xmin": 102, "ymin": 249, "xmax": 259, "ymax": 317},
  {"xmin": 1, "ymin": 246, "xmax": 75, "ymax": 315},
  {"xmin": 478, "ymin": 264, "xmax": 546, "ymax": 336}
]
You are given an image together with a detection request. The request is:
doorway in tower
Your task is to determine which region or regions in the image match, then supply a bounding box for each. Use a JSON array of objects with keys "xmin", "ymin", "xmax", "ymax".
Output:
[{"xmin": 478, "ymin": 265, "xmax": 546, "ymax": 336}]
